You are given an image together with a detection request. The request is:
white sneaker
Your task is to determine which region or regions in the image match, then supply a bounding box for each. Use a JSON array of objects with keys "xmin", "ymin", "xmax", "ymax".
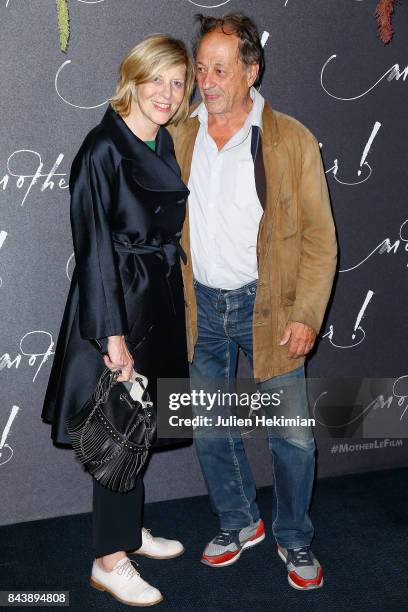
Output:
[
  {"xmin": 131, "ymin": 527, "xmax": 185, "ymax": 560},
  {"xmin": 90, "ymin": 556, "xmax": 163, "ymax": 607}
]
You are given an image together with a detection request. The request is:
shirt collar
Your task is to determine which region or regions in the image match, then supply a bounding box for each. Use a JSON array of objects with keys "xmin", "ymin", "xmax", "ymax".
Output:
[{"xmin": 190, "ymin": 87, "xmax": 265, "ymax": 131}]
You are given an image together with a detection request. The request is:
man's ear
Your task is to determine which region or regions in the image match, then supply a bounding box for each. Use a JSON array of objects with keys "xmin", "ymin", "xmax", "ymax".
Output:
[{"xmin": 247, "ymin": 63, "xmax": 260, "ymax": 88}]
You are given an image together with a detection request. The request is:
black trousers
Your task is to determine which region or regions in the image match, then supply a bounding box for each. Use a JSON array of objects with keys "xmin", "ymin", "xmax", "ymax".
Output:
[{"xmin": 92, "ymin": 476, "xmax": 144, "ymax": 558}]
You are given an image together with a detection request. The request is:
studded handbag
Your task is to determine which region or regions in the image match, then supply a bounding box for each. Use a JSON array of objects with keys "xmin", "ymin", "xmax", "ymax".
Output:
[{"xmin": 66, "ymin": 368, "xmax": 156, "ymax": 493}]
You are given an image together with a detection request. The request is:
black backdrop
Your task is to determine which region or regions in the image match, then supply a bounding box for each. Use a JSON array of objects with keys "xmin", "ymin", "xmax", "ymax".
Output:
[{"xmin": 1, "ymin": 0, "xmax": 408, "ymax": 525}]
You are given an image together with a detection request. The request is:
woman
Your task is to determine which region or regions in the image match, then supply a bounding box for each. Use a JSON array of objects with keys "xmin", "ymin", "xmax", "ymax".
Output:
[{"xmin": 42, "ymin": 34, "xmax": 195, "ymax": 606}]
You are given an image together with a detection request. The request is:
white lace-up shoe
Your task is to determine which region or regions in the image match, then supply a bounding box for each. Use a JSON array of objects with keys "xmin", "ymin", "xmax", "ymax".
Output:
[
  {"xmin": 131, "ymin": 527, "xmax": 185, "ymax": 559},
  {"xmin": 90, "ymin": 556, "xmax": 163, "ymax": 607}
]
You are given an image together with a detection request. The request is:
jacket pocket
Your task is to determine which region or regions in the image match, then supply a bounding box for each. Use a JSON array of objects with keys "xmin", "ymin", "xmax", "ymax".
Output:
[{"xmin": 277, "ymin": 297, "xmax": 295, "ymax": 339}]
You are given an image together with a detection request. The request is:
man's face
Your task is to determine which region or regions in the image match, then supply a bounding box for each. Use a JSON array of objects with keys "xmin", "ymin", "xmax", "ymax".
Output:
[{"xmin": 196, "ymin": 30, "xmax": 256, "ymax": 116}]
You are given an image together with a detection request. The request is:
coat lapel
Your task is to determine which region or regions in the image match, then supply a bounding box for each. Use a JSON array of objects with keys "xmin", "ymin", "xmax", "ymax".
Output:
[
  {"xmin": 261, "ymin": 102, "xmax": 284, "ymax": 214},
  {"xmin": 169, "ymin": 113, "xmax": 200, "ymax": 187},
  {"xmin": 171, "ymin": 117, "xmax": 200, "ymax": 257},
  {"xmin": 101, "ymin": 106, "xmax": 188, "ymax": 194}
]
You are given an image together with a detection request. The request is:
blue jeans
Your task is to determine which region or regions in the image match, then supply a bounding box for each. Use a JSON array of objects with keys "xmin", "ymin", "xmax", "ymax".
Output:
[{"xmin": 190, "ymin": 279, "xmax": 315, "ymax": 548}]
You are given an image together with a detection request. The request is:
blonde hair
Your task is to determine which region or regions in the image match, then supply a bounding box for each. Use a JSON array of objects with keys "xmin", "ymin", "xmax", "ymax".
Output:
[{"xmin": 110, "ymin": 34, "xmax": 195, "ymax": 125}]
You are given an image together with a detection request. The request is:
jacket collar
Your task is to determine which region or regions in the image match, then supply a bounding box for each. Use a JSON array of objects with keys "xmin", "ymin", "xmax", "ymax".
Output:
[
  {"xmin": 173, "ymin": 99, "xmax": 281, "ymax": 190},
  {"xmin": 261, "ymin": 102, "xmax": 281, "ymax": 147},
  {"xmin": 101, "ymin": 105, "xmax": 188, "ymax": 193}
]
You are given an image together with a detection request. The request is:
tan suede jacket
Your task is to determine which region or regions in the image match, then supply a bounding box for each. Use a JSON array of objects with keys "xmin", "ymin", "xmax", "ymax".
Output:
[{"xmin": 170, "ymin": 102, "xmax": 337, "ymax": 381}]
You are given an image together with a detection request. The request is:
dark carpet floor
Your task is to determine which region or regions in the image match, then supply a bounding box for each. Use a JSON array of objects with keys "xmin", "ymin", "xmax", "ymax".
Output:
[{"xmin": 1, "ymin": 468, "xmax": 408, "ymax": 611}]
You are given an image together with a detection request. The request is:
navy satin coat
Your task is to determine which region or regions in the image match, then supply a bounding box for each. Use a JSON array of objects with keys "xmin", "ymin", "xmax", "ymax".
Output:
[{"xmin": 42, "ymin": 106, "xmax": 189, "ymax": 445}]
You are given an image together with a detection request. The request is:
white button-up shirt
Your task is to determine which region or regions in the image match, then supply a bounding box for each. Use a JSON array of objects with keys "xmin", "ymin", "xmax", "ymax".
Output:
[{"xmin": 188, "ymin": 87, "xmax": 265, "ymax": 290}]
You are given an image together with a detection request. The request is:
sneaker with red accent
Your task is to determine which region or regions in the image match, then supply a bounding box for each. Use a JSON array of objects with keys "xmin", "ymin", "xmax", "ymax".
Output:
[
  {"xmin": 277, "ymin": 545, "xmax": 323, "ymax": 590},
  {"xmin": 201, "ymin": 519, "xmax": 265, "ymax": 567}
]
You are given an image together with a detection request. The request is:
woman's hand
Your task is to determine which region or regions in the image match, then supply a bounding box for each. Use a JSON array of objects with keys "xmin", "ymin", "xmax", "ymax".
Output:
[{"xmin": 103, "ymin": 335, "xmax": 134, "ymax": 382}]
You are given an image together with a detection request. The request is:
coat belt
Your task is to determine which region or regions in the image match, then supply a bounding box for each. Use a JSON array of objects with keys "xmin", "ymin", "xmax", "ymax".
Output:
[{"xmin": 112, "ymin": 235, "xmax": 187, "ymax": 276}]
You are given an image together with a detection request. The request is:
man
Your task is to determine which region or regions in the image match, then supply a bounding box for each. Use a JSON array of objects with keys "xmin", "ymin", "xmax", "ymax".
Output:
[{"xmin": 171, "ymin": 12, "xmax": 337, "ymax": 590}]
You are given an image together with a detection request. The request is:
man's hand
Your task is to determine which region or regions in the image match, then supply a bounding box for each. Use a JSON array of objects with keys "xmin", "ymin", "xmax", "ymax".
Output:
[
  {"xmin": 103, "ymin": 335, "xmax": 134, "ymax": 382},
  {"xmin": 279, "ymin": 321, "xmax": 316, "ymax": 358}
]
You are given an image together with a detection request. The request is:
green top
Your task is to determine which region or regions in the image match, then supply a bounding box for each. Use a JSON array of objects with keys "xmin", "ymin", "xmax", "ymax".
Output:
[{"xmin": 145, "ymin": 140, "xmax": 156, "ymax": 151}]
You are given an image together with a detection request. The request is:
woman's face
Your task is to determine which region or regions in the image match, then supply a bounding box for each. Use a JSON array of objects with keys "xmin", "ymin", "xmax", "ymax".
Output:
[{"xmin": 133, "ymin": 64, "xmax": 186, "ymax": 131}]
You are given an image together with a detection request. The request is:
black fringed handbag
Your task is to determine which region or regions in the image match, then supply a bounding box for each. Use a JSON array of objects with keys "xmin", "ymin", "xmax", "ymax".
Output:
[{"xmin": 66, "ymin": 368, "xmax": 156, "ymax": 493}]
